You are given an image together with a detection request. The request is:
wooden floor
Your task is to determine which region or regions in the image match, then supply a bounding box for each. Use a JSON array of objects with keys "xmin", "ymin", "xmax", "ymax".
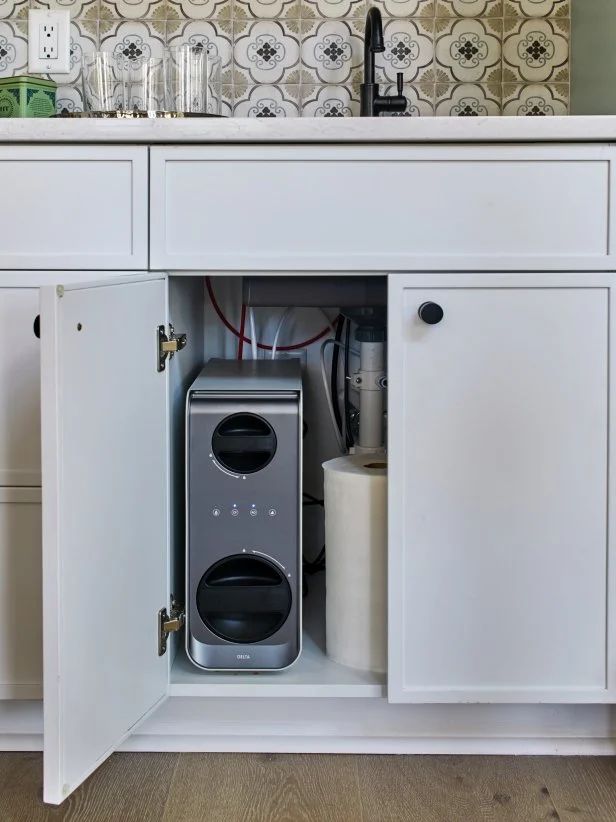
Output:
[{"xmin": 1, "ymin": 752, "xmax": 616, "ymax": 821}]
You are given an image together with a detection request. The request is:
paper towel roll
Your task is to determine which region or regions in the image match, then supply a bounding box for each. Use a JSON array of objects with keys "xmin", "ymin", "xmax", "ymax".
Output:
[{"xmin": 323, "ymin": 455, "xmax": 387, "ymax": 674}]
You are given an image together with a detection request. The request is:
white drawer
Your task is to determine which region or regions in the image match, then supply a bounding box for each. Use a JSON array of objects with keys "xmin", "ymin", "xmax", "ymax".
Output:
[
  {"xmin": 0, "ymin": 487, "xmax": 42, "ymax": 700},
  {"xmin": 0, "ymin": 146, "xmax": 148, "ymax": 270},
  {"xmin": 0, "ymin": 287, "xmax": 41, "ymax": 486},
  {"xmin": 150, "ymin": 145, "xmax": 615, "ymax": 271}
]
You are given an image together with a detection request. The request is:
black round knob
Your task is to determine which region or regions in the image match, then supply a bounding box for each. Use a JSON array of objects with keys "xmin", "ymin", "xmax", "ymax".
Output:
[
  {"xmin": 418, "ymin": 302, "xmax": 444, "ymax": 325},
  {"xmin": 33, "ymin": 315, "xmax": 40, "ymax": 339}
]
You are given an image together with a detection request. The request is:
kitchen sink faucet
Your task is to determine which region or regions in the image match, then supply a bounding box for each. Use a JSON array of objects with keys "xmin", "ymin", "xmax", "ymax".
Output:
[{"xmin": 360, "ymin": 6, "xmax": 407, "ymax": 117}]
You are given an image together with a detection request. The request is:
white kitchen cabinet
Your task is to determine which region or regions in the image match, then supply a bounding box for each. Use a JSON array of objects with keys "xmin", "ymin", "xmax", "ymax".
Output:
[
  {"xmin": 0, "ymin": 288, "xmax": 41, "ymax": 486},
  {"xmin": 3, "ymin": 138, "xmax": 611, "ymax": 803},
  {"xmin": 39, "ymin": 269, "xmax": 616, "ymax": 804},
  {"xmin": 388, "ymin": 273, "xmax": 614, "ymax": 704},
  {"xmin": 0, "ymin": 488, "xmax": 42, "ymax": 700},
  {"xmin": 0, "ymin": 147, "xmax": 148, "ymax": 270},
  {"xmin": 150, "ymin": 145, "xmax": 615, "ymax": 272}
]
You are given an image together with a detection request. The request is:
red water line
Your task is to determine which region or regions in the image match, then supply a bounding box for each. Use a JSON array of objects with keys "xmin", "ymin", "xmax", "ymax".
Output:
[
  {"xmin": 206, "ymin": 276, "xmax": 334, "ymax": 352},
  {"xmin": 237, "ymin": 304, "xmax": 247, "ymax": 360}
]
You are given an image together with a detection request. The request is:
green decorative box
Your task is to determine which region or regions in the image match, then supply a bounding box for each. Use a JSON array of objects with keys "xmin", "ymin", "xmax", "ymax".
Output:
[{"xmin": 0, "ymin": 76, "xmax": 57, "ymax": 118}]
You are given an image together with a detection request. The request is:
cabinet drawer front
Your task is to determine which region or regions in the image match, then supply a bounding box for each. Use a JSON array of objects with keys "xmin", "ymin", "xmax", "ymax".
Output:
[
  {"xmin": 0, "ymin": 288, "xmax": 41, "ymax": 486},
  {"xmin": 0, "ymin": 147, "xmax": 148, "ymax": 270},
  {"xmin": 388, "ymin": 273, "xmax": 613, "ymax": 703},
  {"xmin": 0, "ymin": 488, "xmax": 42, "ymax": 700},
  {"xmin": 151, "ymin": 146, "xmax": 614, "ymax": 271}
]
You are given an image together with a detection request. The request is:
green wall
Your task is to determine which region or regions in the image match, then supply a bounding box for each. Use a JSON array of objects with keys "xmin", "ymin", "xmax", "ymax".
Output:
[{"xmin": 571, "ymin": 0, "xmax": 616, "ymax": 114}]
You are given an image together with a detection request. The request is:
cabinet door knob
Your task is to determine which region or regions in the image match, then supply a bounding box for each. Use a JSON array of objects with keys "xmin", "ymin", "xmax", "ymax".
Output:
[
  {"xmin": 418, "ymin": 302, "xmax": 444, "ymax": 325},
  {"xmin": 33, "ymin": 315, "xmax": 40, "ymax": 339}
]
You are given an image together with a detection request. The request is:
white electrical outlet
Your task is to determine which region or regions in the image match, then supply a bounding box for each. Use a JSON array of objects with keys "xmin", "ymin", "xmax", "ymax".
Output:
[
  {"xmin": 40, "ymin": 21, "xmax": 58, "ymax": 60},
  {"xmin": 28, "ymin": 9, "xmax": 70, "ymax": 74}
]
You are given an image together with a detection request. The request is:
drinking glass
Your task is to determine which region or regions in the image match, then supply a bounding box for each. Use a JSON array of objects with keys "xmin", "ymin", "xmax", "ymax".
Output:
[
  {"xmin": 206, "ymin": 54, "xmax": 222, "ymax": 116},
  {"xmin": 164, "ymin": 46, "xmax": 221, "ymax": 114},
  {"xmin": 82, "ymin": 52, "xmax": 123, "ymax": 112},
  {"xmin": 125, "ymin": 56, "xmax": 166, "ymax": 113}
]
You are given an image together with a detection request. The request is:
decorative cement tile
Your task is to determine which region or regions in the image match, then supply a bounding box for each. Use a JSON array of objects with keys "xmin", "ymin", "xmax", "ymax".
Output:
[
  {"xmin": 502, "ymin": 81, "xmax": 568, "ymax": 114},
  {"xmin": 435, "ymin": 16, "xmax": 501, "ymax": 82},
  {"xmin": 233, "ymin": 82, "xmax": 300, "ymax": 115},
  {"xmin": 434, "ymin": 80, "xmax": 501, "ymax": 114}
]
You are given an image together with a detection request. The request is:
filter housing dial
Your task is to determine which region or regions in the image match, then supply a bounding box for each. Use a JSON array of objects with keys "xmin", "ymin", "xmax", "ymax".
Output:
[
  {"xmin": 211, "ymin": 413, "xmax": 277, "ymax": 474},
  {"xmin": 196, "ymin": 554, "xmax": 292, "ymax": 644}
]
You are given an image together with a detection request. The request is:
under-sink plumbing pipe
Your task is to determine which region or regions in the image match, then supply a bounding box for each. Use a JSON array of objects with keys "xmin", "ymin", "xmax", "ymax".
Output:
[
  {"xmin": 353, "ymin": 335, "xmax": 386, "ymax": 453},
  {"xmin": 248, "ymin": 307, "xmax": 258, "ymax": 360},
  {"xmin": 271, "ymin": 307, "xmax": 293, "ymax": 360}
]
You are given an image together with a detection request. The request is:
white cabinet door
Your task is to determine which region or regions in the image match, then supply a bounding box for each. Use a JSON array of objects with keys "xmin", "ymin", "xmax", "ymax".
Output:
[
  {"xmin": 388, "ymin": 273, "xmax": 613, "ymax": 704},
  {"xmin": 41, "ymin": 274, "xmax": 169, "ymax": 804},
  {"xmin": 0, "ymin": 288, "xmax": 41, "ymax": 486}
]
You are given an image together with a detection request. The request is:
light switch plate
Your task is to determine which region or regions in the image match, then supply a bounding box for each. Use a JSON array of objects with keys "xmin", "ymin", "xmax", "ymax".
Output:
[{"xmin": 28, "ymin": 9, "xmax": 71, "ymax": 74}]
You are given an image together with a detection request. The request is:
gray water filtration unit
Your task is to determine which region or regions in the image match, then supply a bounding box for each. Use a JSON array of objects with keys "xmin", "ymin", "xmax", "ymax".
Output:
[{"xmin": 186, "ymin": 359, "xmax": 302, "ymax": 671}]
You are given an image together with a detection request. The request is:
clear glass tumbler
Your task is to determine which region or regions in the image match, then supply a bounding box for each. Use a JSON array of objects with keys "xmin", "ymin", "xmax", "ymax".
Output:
[
  {"xmin": 206, "ymin": 53, "xmax": 222, "ymax": 116},
  {"xmin": 82, "ymin": 52, "xmax": 124, "ymax": 112},
  {"xmin": 164, "ymin": 46, "xmax": 221, "ymax": 115},
  {"xmin": 125, "ymin": 56, "xmax": 166, "ymax": 113}
]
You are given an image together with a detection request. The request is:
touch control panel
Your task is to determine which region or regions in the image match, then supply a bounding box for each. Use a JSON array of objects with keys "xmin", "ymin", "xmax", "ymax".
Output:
[{"xmin": 211, "ymin": 505, "xmax": 277, "ymax": 517}]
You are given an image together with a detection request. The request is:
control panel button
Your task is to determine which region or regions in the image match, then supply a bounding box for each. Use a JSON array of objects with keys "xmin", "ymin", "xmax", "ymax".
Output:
[
  {"xmin": 249, "ymin": 508, "xmax": 258, "ymax": 517},
  {"xmin": 231, "ymin": 508, "xmax": 240, "ymax": 517},
  {"xmin": 212, "ymin": 508, "xmax": 221, "ymax": 517},
  {"xmin": 268, "ymin": 508, "xmax": 277, "ymax": 517}
]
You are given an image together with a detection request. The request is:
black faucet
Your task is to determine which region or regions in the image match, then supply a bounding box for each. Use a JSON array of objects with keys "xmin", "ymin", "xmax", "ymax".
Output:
[{"xmin": 360, "ymin": 6, "xmax": 407, "ymax": 117}]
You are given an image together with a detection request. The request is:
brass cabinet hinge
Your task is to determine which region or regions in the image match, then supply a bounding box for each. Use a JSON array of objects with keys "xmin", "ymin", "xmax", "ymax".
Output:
[
  {"xmin": 158, "ymin": 324, "xmax": 187, "ymax": 372},
  {"xmin": 158, "ymin": 597, "xmax": 185, "ymax": 656}
]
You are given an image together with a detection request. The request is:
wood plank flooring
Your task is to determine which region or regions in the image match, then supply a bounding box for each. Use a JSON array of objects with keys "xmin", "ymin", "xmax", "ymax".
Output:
[{"xmin": 1, "ymin": 753, "xmax": 616, "ymax": 821}]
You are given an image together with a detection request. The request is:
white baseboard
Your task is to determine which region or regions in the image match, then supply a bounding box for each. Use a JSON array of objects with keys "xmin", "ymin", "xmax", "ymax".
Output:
[
  {"xmin": 4, "ymin": 698, "xmax": 616, "ymax": 757},
  {"xmin": 121, "ymin": 734, "xmax": 616, "ymax": 756},
  {"xmin": 0, "ymin": 735, "xmax": 42, "ymax": 751}
]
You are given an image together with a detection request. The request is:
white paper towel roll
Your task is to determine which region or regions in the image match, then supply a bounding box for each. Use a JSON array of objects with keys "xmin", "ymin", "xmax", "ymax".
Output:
[{"xmin": 323, "ymin": 455, "xmax": 387, "ymax": 674}]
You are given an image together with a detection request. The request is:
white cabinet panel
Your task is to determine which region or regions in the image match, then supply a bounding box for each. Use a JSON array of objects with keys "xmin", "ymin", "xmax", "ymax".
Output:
[
  {"xmin": 0, "ymin": 289, "xmax": 41, "ymax": 486},
  {"xmin": 150, "ymin": 146, "xmax": 614, "ymax": 271},
  {"xmin": 388, "ymin": 273, "xmax": 612, "ymax": 703},
  {"xmin": 0, "ymin": 147, "xmax": 148, "ymax": 270},
  {"xmin": 41, "ymin": 274, "xmax": 169, "ymax": 804},
  {"xmin": 0, "ymin": 488, "xmax": 42, "ymax": 700}
]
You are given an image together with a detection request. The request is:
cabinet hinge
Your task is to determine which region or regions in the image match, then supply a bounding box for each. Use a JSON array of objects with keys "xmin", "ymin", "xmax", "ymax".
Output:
[
  {"xmin": 158, "ymin": 597, "xmax": 185, "ymax": 656},
  {"xmin": 158, "ymin": 324, "xmax": 187, "ymax": 373}
]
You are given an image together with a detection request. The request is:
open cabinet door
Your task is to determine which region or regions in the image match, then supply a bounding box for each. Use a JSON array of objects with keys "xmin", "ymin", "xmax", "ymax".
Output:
[{"xmin": 41, "ymin": 275, "xmax": 169, "ymax": 804}]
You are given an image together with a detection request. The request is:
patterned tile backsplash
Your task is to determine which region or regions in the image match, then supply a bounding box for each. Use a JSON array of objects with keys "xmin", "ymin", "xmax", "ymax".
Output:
[{"xmin": 0, "ymin": 0, "xmax": 570, "ymax": 115}]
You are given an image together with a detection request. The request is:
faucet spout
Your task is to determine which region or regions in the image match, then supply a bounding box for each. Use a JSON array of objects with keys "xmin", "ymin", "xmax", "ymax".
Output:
[{"xmin": 364, "ymin": 6, "xmax": 384, "ymax": 86}]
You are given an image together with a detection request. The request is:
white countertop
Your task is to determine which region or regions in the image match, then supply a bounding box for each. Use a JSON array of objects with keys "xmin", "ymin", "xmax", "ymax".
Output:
[{"xmin": 0, "ymin": 115, "xmax": 615, "ymax": 144}]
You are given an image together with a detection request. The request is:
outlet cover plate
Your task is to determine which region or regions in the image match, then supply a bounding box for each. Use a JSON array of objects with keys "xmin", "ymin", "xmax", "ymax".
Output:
[{"xmin": 28, "ymin": 9, "xmax": 71, "ymax": 74}]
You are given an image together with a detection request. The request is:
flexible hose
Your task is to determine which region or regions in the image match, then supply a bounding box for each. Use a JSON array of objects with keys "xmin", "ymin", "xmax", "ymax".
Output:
[
  {"xmin": 249, "ymin": 308, "xmax": 258, "ymax": 360},
  {"xmin": 330, "ymin": 315, "xmax": 345, "ymax": 434},
  {"xmin": 206, "ymin": 276, "xmax": 333, "ymax": 352},
  {"xmin": 344, "ymin": 319, "xmax": 354, "ymax": 449},
  {"xmin": 237, "ymin": 304, "xmax": 247, "ymax": 360},
  {"xmin": 320, "ymin": 338, "xmax": 360, "ymax": 454},
  {"xmin": 271, "ymin": 307, "xmax": 293, "ymax": 360}
]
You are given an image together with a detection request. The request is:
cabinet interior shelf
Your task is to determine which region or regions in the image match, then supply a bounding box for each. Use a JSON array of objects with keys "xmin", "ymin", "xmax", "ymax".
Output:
[{"xmin": 169, "ymin": 580, "xmax": 385, "ymax": 699}]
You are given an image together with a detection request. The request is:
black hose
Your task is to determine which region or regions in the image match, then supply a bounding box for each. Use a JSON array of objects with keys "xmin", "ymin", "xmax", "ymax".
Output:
[
  {"xmin": 344, "ymin": 319, "xmax": 354, "ymax": 449},
  {"xmin": 330, "ymin": 315, "xmax": 345, "ymax": 435}
]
